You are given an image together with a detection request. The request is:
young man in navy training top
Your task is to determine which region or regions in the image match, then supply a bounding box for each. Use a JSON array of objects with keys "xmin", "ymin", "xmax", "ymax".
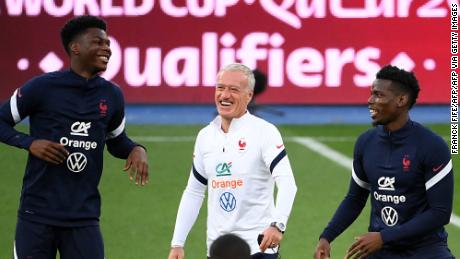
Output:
[
  {"xmin": 0, "ymin": 15, "xmax": 149, "ymax": 259},
  {"xmin": 314, "ymin": 65, "xmax": 454, "ymax": 259}
]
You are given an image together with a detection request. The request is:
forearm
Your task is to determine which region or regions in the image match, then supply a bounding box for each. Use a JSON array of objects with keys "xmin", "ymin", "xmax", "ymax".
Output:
[
  {"xmin": 320, "ymin": 181, "xmax": 369, "ymax": 243},
  {"xmin": 381, "ymin": 209, "xmax": 451, "ymax": 243},
  {"xmin": 106, "ymin": 133, "xmax": 137, "ymax": 159},
  {"xmin": 273, "ymin": 175, "xmax": 297, "ymax": 224},
  {"xmin": 171, "ymin": 182, "xmax": 206, "ymax": 247}
]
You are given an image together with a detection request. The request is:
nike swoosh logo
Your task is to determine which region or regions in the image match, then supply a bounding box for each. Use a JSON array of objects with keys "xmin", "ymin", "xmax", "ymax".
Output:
[
  {"xmin": 276, "ymin": 144, "xmax": 284, "ymax": 149},
  {"xmin": 433, "ymin": 164, "xmax": 444, "ymax": 172}
]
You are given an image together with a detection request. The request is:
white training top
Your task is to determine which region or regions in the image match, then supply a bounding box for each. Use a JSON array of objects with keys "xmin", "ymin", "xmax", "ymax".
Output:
[{"xmin": 171, "ymin": 112, "xmax": 297, "ymax": 255}]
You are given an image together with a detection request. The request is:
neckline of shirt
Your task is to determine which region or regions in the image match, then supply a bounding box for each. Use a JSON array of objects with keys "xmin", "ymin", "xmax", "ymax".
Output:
[
  {"xmin": 377, "ymin": 119, "xmax": 414, "ymax": 139},
  {"xmin": 212, "ymin": 111, "xmax": 252, "ymax": 134}
]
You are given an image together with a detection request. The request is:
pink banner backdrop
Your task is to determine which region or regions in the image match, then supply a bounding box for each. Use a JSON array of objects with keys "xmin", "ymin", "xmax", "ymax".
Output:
[{"xmin": 0, "ymin": 0, "xmax": 455, "ymax": 104}]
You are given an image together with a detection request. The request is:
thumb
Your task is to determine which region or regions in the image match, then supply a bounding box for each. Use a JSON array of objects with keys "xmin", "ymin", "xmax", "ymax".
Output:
[
  {"xmin": 124, "ymin": 159, "xmax": 132, "ymax": 171},
  {"xmin": 318, "ymin": 250, "xmax": 329, "ymax": 259}
]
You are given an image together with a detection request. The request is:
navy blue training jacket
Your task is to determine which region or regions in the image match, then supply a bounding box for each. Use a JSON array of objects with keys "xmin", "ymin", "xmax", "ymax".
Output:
[
  {"xmin": 0, "ymin": 69, "xmax": 138, "ymax": 226},
  {"xmin": 320, "ymin": 120, "xmax": 453, "ymax": 250}
]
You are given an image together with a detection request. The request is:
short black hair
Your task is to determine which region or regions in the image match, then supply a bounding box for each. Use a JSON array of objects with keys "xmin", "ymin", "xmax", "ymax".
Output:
[
  {"xmin": 376, "ymin": 65, "xmax": 420, "ymax": 109},
  {"xmin": 60, "ymin": 15, "xmax": 107, "ymax": 55},
  {"xmin": 209, "ymin": 234, "xmax": 251, "ymax": 259},
  {"xmin": 253, "ymin": 69, "xmax": 268, "ymax": 96}
]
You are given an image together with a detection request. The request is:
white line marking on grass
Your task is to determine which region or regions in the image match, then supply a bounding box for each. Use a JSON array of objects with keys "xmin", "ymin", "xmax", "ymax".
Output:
[
  {"xmin": 131, "ymin": 135, "xmax": 448, "ymax": 143},
  {"xmin": 291, "ymin": 136, "xmax": 356, "ymax": 142},
  {"xmin": 132, "ymin": 136, "xmax": 356, "ymax": 142},
  {"xmin": 292, "ymin": 137, "xmax": 352, "ymax": 169},
  {"xmin": 451, "ymin": 214, "xmax": 460, "ymax": 227},
  {"xmin": 132, "ymin": 136, "xmax": 195, "ymax": 142},
  {"xmin": 292, "ymin": 136, "xmax": 460, "ymax": 229}
]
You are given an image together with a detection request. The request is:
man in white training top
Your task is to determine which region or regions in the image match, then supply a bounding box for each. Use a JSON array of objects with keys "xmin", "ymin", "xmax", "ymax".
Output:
[{"xmin": 168, "ymin": 63, "xmax": 297, "ymax": 259}]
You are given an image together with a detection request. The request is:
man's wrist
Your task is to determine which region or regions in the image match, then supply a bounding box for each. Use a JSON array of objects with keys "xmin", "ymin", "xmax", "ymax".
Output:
[
  {"xmin": 135, "ymin": 144, "xmax": 147, "ymax": 152},
  {"xmin": 319, "ymin": 236, "xmax": 330, "ymax": 243},
  {"xmin": 270, "ymin": 221, "xmax": 286, "ymax": 234}
]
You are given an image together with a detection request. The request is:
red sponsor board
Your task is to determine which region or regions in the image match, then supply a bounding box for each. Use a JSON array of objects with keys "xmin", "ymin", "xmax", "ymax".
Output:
[{"xmin": 0, "ymin": 0, "xmax": 455, "ymax": 104}]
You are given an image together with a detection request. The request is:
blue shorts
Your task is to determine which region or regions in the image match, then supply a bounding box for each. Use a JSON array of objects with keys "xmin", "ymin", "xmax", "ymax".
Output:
[
  {"xmin": 251, "ymin": 252, "xmax": 278, "ymax": 259},
  {"xmin": 368, "ymin": 242, "xmax": 454, "ymax": 259},
  {"xmin": 14, "ymin": 218, "xmax": 104, "ymax": 259}
]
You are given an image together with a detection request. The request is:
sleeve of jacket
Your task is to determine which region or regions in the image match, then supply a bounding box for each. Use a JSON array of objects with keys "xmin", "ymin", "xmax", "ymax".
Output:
[
  {"xmin": 261, "ymin": 123, "xmax": 297, "ymax": 228},
  {"xmin": 0, "ymin": 79, "xmax": 40, "ymax": 149},
  {"xmin": 105, "ymin": 85, "xmax": 138, "ymax": 159},
  {"xmin": 319, "ymin": 133, "xmax": 370, "ymax": 243},
  {"xmin": 171, "ymin": 130, "xmax": 207, "ymax": 247}
]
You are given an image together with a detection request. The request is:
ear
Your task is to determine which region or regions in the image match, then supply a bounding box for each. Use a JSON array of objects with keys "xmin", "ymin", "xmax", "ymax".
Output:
[
  {"xmin": 247, "ymin": 90, "xmax": 254, "ymax": 103},
  {"xmin": 70, "ymin": 42, "xmax": 79, "ymax": 56},
  {"xmin": 397, "ymin": 94, "xmax": 409, "ymax": 108}
]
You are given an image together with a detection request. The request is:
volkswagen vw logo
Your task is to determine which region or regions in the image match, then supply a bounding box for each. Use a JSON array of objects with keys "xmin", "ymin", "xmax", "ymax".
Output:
[
  {"xmin": 381, "ymin": 206, "xmax": 398, "ymax": 226},
  {"xmin": 67, "ymin": 152, "xmax": 88, "ymax": 173},
  {"xmin": 219, "ymin": 192, "xmax": 236, "ymax": 212}
]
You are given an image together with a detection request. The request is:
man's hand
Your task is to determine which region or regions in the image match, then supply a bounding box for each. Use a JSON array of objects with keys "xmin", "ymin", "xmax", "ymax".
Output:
[
  {"xmin": 124, "ymin": 146, "xmax": 149, "ymax": 186},
  {"xmin": 29, "ymin": 139, "xmax": 69, "ymax": 164},
  {"xmin": 313, "ymin": 238, "xmax": 331, "ymax": 259},
  {"xmin": 345, "ymin": 232, "xmax": 383, "ymax": 259},
  {"xmin": 168, "ymin": 247, "xmax": 184, "ymax": 259},
  {"xmin": 259, "ymin": 226, "xmax": 283, "ymax": 252}
]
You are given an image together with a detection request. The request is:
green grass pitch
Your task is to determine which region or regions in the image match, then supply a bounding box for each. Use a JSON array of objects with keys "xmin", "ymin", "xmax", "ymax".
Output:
[{"xmin": 0, "ymin": 124, "xmax": 458, "ymax": 258}]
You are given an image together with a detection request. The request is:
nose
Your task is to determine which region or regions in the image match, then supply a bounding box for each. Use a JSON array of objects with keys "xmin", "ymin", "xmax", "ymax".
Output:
[
  {"xmin": 221, "ymin": 88, "xmax": 231, "ymax": 98},
  {"xmin": 106, "ymin": 46, "xmax": 112, "ymax": 56},
  {"xmin": 368, "ymin": 94, "xmax": 374, "ymax": 105},
  {"xmin": 102, "ymin": 43, "xmax": 111, "ymax": 55}
]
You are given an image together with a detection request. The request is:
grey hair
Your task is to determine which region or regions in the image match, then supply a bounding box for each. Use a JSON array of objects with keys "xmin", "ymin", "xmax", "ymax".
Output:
[{"xmin": 217, "ymin": 63, "xmax": 255, "ymax": 91}]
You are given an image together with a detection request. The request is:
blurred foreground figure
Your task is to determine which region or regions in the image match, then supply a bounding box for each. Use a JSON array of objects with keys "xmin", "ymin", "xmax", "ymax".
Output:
[{"xmin": 209, "ymin": 233, "xmax": 251, "ymax": 259}]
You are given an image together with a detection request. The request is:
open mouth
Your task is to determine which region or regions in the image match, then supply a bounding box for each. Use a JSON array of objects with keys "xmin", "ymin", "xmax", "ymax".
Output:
[
  {"xmin": 219, "ymin": 100, "xmax": 232, "ymax": 107},
  {"xmin": 369, "ymin": 107, "xmax": 378, "ymax": 118},
  {"xmin": 97, "ymin": 55, "xmax": 110, "ymax": 63}
]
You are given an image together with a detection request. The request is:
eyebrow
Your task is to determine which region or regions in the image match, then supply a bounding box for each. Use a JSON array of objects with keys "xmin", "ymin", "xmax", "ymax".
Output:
[
  {"xmin": 216, "ymin": 84, "xmax": 241, "ymax": 88},
  {"xmin": 93, "ymin": 35, "xmax": 109, "ymax": 41},
  {"xmin": 96, "ymin": 36, "xmax": 110, "ymax": 45}
]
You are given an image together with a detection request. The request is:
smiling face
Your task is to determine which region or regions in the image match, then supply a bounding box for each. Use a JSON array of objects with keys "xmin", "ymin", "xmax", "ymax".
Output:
[
  {"xmin": 70, "ymin": 28, "xmax": 111, "ymax": 77},
  {"xmin": 215, "ymin": 70, "xmax": 253, "ymax": 122},
  {"xmin": 368, "ymin": 79, "xmax": 408, "ymax": 128}
]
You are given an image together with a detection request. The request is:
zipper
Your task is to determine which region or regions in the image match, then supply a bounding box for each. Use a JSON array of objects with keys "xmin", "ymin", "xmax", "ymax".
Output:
[{"xmin": 386, "ymin": 131, "xmax": 392, "ymax": 168}]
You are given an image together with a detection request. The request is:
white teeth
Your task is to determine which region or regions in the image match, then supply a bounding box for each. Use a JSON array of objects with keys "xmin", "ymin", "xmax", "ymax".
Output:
[
  {"xmin": 220, "ymin": 101, "xmax": 232, "ymax": 106},
  {"xmin": 99, "ymin": 56, "xmax": 108, "ymax": 62},
  {"xmin": 369, "ymin": 109, "xmax": 377, "ymax": 116}
]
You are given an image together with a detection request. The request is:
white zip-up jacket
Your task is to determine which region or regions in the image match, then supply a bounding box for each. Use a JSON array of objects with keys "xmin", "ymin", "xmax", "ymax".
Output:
[{"xmin": 171, "ymin": 112, "xmax": 297, "ymax": 255}]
